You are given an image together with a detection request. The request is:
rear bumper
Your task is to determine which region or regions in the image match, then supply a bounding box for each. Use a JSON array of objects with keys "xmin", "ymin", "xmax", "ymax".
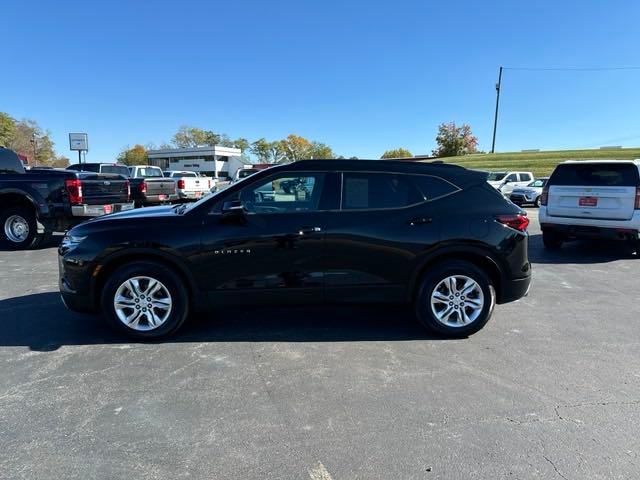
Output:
[
  {"xmin": 539, "ymin": 207, "xmax": 640, "ymax": 240},
  {"xmin": 541, "ymin": 223, "xmax": 639, "ymax": 241},
  {"xmin": 72, "ymin": 202, "xmax": 135, "ymax": 217},
  {"xmin": 177, "ymin": 190, "xmax": 207, "ymax": 200},
  {"xmin": 143, "ymin": 194, "xmax": 179, "ymax": 204},
  {"xmin": 499, "ymin": 275, "xmax": 531, "ymax": 304}
]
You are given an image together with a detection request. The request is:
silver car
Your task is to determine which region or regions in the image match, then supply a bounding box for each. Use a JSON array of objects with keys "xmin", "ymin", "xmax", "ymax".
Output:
[{"xmin": 509, "ymin": 178, "xmax": 548, "ymax": 207}]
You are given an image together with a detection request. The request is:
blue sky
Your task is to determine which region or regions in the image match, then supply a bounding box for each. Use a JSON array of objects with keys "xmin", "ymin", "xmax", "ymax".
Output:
[{"xmin": 3, "ymin": 0, "xmax": 640, "ymax": 160}]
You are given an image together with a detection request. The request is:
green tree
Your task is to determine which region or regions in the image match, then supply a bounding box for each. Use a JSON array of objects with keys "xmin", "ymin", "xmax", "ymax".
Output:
[
  {"xmin": 172, "ymin": 126, "xmax": 210, "ymax": 148},
  {"xmin": 117, "ymin": 144, "xmax": 148, "ymax": 166},
  {"xmin": 380, "ymin": 148, "xmax": 412, "ymax": 159},
  {"xmin": 0, "ymin": 112, "xmax": 16, "ymax": 147},
  {"xmin": 279, "ymin": 134, "xmax": 313, "ymax": 162},
  {"xmin": 5, "ymin": 119, "xmax": 56, "ymax": 166},
  {"xmin": 52, "ymin": 155, "xmax": 70, "ymax": 168},
  {"xmin": 309, "ymin": 141, "xmax": 334, "ymax": 159},
  {"xmin": 432, "ymin": 122, "xmax": 478, "ymax": 157},
  {"xmin": 250, "ymin": 138, "xmax": 283, "ymax": 164}
]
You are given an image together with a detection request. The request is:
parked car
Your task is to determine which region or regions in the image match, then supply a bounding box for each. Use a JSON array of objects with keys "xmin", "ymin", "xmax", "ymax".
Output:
[
  {"xmin": 127, "ymin": 165, "xmax": 178, "ymax": 207},
  {"xmin": 59, "ymin": 159, "xmax": 531, "ymax": 340},
  {"xmin": 487, "ymin": 171, "xmax": 535, "ymax": 196},
  {"xmin": 539, "ymin": 160, "xmax": 640, "ymax": 250},
  {"xmin": 163, "ymin": 170, "xmax": 213, "ymax": 201},
  {"xmin": 509, "ymin": 178, "xmax": 549, "ymax": 207},
  {"xmin": 0, "ymin": 147, "xmax": 133, "ymax": 250}
]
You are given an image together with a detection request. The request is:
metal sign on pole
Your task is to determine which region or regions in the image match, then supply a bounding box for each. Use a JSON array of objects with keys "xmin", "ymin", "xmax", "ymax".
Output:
[{"xmin": 69, "ymin": 133, "xmax": 89, "ymax": 164}]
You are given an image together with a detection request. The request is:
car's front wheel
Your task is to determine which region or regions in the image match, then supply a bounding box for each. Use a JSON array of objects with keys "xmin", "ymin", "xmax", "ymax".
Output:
[
  {"xmin": 101, "ymin": 261, "xmax": 189, "ymax": 339},
  {"xmin": 415, "ymin": 261, "xmax": 496, "ymax": 337}
]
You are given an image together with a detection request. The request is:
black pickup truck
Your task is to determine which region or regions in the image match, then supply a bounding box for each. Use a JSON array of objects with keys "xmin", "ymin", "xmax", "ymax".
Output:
[
  {"xmin": 0, "ymin": 147, "xmax": 133, "ymax": 249},
  {"xmin": 68, "ymin": 163, "xmax": 178, "ymax": 207}
]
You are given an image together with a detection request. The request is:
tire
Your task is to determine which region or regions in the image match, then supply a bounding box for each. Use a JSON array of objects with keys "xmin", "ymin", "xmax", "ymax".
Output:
[
  {"xmin": 101, "ymin": 261, "xmax": 189, "ymax": 340},
  {"xmin": 534, "ymin": 196, "xmax": 541, "ymax": 208},
  {"xmin": 0, "ymin": 206, "xmax": 44, "ymax": 250},
  {"xmin": 542, "ymin": 230, "xmax": 563, "ymax": 250},
  {"xmin": 415, "ymin": 261, "xmax": 496, "ymax": 338}
]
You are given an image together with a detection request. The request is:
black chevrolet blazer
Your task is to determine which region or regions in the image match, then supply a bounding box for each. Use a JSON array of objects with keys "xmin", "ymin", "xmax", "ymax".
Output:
[{"xmin": 59, "ymin": 159, "xmax": 531, "ymax": 339}]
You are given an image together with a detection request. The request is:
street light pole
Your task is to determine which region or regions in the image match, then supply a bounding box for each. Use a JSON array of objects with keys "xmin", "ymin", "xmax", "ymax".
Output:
[{"xmin": 491, "ymin": 66, "xmax": 503, "ymax": 154}]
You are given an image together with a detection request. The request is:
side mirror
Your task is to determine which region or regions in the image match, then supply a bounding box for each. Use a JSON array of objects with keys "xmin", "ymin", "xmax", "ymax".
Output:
[
  {"xmin": 503, "ymin": 179, "xmax": 512, "ymax": 184},
  {"xmin": 222, "ymin": 199, "xmax": 245, "ymax": 215}
]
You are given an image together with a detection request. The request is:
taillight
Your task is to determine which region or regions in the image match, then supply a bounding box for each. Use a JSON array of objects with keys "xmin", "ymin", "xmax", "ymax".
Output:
[
  {"xmin": 540, "ymin": 187, "xmax": 549, "ymax": 206},
  {"xmin": 124, "ymin": 180, "xmax": 131, "ymax": 201},
  {"xmin": 64, "ymin": 178, "xmax": 83, "ymax": 205},
  {"xmin": 138, "ymin": 181, "xmax": 147, "ymax": 194},
  {"xmin": 496, "ymin": 214, "xmax": 530, "ymax": 232},
  {"xmin": 177, "ymin": 179, "xmax": 185, "ymax": 189},
  {"xmin": 635, "ymin": 187, "xmax": 640, "ymax": 209}
]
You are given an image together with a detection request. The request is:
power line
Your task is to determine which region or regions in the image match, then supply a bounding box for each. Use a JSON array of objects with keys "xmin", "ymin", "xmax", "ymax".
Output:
[{"xmin": 503, "ymin": 66, "xmax": 640, "ymax": 71}]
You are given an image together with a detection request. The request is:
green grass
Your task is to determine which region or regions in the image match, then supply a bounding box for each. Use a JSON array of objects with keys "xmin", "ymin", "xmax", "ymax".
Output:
[{"xmin": 429, "ymin": 148, "xmax": 640, "ymax": 177}]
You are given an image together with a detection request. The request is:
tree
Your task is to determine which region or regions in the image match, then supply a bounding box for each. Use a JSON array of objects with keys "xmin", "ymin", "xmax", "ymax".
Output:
[
  {"xmin": 117, "ymin": 144, "xmax": 148, "ymax": 166},
  {"xmin": 232, "ymin": 137, "xmax": 250, "ymax": 152},
  {"xmin": 52, "ymin": 155, "xmax": 70, "ymax": 168},
  {"xmin": 0, "ymin": 112, "xmax": 16, "ymax": 147},
  {"xmin": 172, "ymin": 126, "xmax": 210, "ymax": 148},
  {"xmin": 432, "ymin": 122, "xmax": 478, "ymax": 157},
  {"xmin": 5, "ymin": 119, "xmax": 56, "ymax": 165},
  {"xmin": 250, "ymin": 138, "xmax": 283, "ymax": 164},
  {"xmin": 279, "ymin": 134, "xmax": 312, "ymax": 162},
  {"xmin": 381, "ymin": 148, "xmax": 412, "ymax": 159},
  {"xmin": 309, "ymin": 141, "xmax": 334, "ymax": 159}
]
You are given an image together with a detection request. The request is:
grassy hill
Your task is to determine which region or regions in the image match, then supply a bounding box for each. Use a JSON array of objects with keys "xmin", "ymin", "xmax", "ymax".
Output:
[{"xmin": 430, "ymin": 148, "xmax": 640, "ymax": 177}]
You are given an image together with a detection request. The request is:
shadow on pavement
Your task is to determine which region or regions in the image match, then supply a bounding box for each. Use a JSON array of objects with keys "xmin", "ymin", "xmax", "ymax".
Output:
[
  {"xmin": 0, "ymin": 292, "xmax": 448, "ymax": 351},
  {"xmin": 528, "ymin": 234, "xmax": 638, "ymax": 265}
]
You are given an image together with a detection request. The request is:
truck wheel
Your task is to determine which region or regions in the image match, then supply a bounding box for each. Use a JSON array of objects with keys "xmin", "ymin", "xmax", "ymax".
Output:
[
  {"xmin": 101, "ymin": 261, "xmax": 189, "ymax": 340},
  {"xmin": 543, "ymin": 230, "xmax": 563, "ymax": 250},
  {"xmin": 0, "ymin": 207, "xmax": 42, "ymax": 250},
  {"xmin": 415, "ymin": 261, "xmax": 495, "ymax": 338}
]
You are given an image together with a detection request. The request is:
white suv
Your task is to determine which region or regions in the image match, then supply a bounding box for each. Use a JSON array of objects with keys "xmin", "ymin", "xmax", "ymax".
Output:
[
  {"xmin": 539, "ymin": 160, "xmax": 640, "ymax": 250},
  {"xmin": 487, "ymin": 171, "xmax": 535, "ymax": 196}
]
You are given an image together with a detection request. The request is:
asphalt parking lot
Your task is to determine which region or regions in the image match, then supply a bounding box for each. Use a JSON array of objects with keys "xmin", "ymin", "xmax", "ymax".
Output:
[{"xmin": 1, "ymin": 208, "xmax": 639, "ymax": 480}]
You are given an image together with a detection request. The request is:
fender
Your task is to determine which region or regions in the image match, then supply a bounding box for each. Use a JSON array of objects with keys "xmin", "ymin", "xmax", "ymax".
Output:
[
  {"xmin": 0, "ymin": 187, "xmax": 48, "ymax": 216},
  {"xmin": 408, "ymin": 240, "xmax": 507, "ymax": 300},
  {"xmin": 90, "ymin": 245, "xmax": 205, "ymax": 310}
]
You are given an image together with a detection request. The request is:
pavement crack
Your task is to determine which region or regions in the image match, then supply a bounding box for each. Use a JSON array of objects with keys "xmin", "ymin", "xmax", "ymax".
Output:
[{"xmin": 543, "ymin": 454, "xmax": 569, "ymax": 480}]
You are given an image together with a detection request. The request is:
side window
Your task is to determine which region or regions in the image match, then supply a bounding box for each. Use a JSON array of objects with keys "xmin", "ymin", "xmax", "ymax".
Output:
[
  {"xmin": 411, "ymin": 175, "xmax": 459, "ymax": 200},
  {"xmin": 238, "ymin": 173, "xmax": 325, "ymax": 214},
  {"xmin": 506, "ymin": 174, "xmax": 518, "ymax": 182},
  {"xmin": 67, "ymin": 164, "xmax": 79, "ymax": 171},
  {"xmin": 520, "ymin": 173, "xmax": 532, "ymax": 182},
  {"xmin": 341, "ymin": 173, "xmax": 423, "ymax": 210}
]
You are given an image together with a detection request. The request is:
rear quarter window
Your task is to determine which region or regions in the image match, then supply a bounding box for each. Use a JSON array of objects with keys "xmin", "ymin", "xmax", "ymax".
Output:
[
  {"xmin": 411, "ymin": 175, "xmax": 459, "ymax": 200},
  {"xmin": 550, "ymin": 163, "xmax": 640, "ymax": 187}
]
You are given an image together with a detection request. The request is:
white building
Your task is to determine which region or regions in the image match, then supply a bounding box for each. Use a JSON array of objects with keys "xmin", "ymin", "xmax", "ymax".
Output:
[{"xmin": 147, "ymin": 146, "xmax": 249, "ymax": 179}]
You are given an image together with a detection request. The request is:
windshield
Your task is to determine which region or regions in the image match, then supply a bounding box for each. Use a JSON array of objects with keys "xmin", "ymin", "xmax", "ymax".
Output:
[
  {"xmin": 101, "ymin": 165, "xmax": 130, "ymax": 176},
  {"xmin": 487, "ymin": 172, "xmax": 507, "ymax": 181},
  {"xmin": 137, "ymin": 167, "xmax": 163, "ymax": 178},
  {"xmin": 528, "ymin": 179, "xmax": 547, "ymax": 188}
]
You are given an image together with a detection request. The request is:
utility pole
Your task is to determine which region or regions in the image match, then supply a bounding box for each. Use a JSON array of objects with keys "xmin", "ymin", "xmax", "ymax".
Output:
[
  {"xmin": 30, "ymin": 133, "xmax": 37, "ymax": 167},
  {"xmin": 491, "ymin": 66, "xmax": 503, "ymax": 154}
]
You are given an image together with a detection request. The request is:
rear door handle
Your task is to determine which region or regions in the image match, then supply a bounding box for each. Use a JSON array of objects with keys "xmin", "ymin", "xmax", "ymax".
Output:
[
  {"xmin": 298, "ymin": 226, "xmax": 322, "ymax": 235},
  {"xmin": 409, "ymin": 217, "xmax": 432, "ymax": 226}
]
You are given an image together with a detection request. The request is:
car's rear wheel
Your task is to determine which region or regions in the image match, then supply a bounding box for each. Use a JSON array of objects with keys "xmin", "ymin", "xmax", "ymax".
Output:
[
  {"xmin": 542, "ymin": 230, "xmax": 563, "ymax": 249},
  {"xmin": 534, "ymin": 196, "xmax": 541, "ymax": 208},
  {"xmin": 101, "ymin": 261, "xmax": 189, "ymax": 339},
  {"xmin": 415, "ymin": 261, "xmax": 496, "ymax": 338},
  {"xmin": 0, "ymin": 207, "xmax": 45, "ymax": 250}
]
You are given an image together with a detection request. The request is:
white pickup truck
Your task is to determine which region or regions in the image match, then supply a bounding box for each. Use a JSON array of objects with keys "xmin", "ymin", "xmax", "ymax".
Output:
[{"xmin": 163, "ymin": 171, "xmax": 213, "ymax": 201}]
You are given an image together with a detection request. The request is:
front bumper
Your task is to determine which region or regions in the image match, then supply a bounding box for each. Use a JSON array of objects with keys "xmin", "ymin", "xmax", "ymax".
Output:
[{"xmin": 72, "ymin": 202, "xmax": 135, "ymax": 217}]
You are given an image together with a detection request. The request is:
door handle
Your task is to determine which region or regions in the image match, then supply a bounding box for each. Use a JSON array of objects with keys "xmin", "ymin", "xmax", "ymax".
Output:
[
  {"xmin": 409, "ymin": 217, "xmax": 432, "ymax": 226},
  {"xmin": 298, "ymin": 226, "xmax": 322, "ymax": 235}
]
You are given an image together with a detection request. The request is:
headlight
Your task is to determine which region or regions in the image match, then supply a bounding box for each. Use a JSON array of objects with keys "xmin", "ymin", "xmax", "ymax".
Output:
[{"xmin": 61, "ymin": 233, "xmax": 87, "ymax": 250}]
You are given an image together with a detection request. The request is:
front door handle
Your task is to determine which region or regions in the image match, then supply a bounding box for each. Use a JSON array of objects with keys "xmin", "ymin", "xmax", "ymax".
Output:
[
  {"xmin": 298, "ymin": 226, "xmax": 322, "ymax": 235},
  {"xmin": 409, "ymin": 217, "xmax": 432, "ymax": 226}
]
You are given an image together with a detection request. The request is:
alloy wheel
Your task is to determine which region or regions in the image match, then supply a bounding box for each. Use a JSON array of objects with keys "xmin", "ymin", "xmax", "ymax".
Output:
[
  {"xmin": 430, "ymin": 275, "xmax": 484, "ymax": 327},
  {"xmin": 113, "ymin": 276, "xmax": 173, "ymax": 331}
]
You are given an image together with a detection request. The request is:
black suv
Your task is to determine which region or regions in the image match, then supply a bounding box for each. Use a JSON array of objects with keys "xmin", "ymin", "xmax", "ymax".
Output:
[{"xmin": 59, "ymin": 160, "xmax": 531, "ymax": 339}]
